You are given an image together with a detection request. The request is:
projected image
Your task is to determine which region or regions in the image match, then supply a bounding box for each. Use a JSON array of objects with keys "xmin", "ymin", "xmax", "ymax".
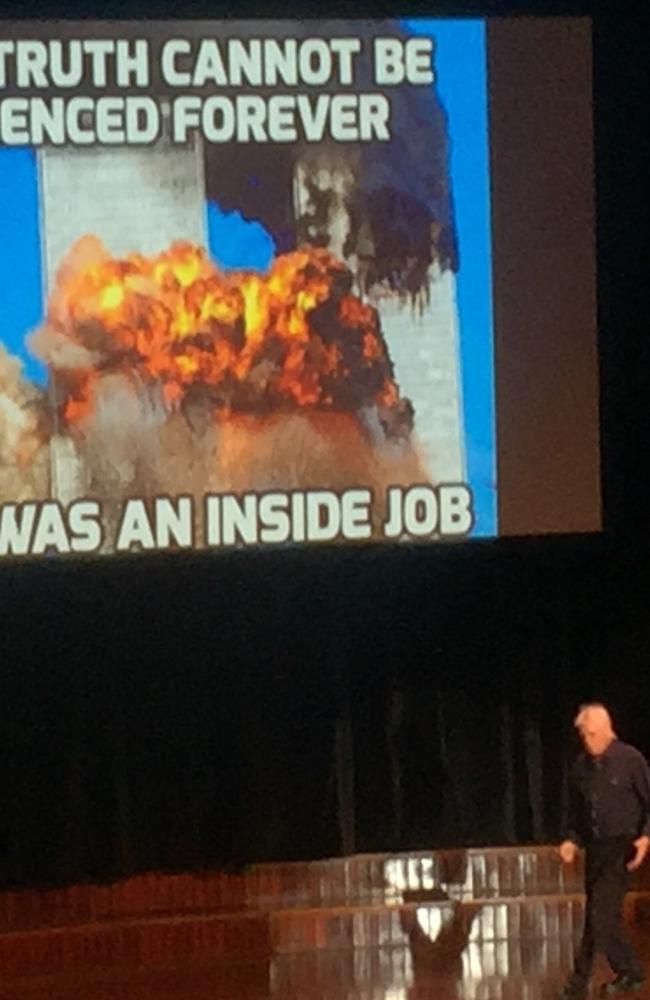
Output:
[{"xmin": 0, "ymin": 20, "xmax": 495, "ymax": 557}]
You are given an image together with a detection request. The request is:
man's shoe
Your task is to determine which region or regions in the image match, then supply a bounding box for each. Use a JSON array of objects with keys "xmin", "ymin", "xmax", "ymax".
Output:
[
  {"xmin": 599, "ymin": 976, "xmax": 646, "ymax": 997},
  {"xmin": 557, "ymin": 977, "xmax": 589, "ymax": 999}
]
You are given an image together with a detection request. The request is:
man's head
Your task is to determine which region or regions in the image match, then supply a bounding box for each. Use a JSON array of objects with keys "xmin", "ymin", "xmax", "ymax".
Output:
[{"xmin": 574, "ymin": 703, "xmax": 616, "ymax": 756}]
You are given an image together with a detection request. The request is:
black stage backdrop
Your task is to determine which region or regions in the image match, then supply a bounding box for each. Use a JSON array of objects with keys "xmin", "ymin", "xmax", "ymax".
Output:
[
  {"xmin": 0, "ymin": 2, "xmax": 649, "ymax": 891},
  {"xmin": 2, "ymin": 536, "xmax": 650, "ymax": 890}
]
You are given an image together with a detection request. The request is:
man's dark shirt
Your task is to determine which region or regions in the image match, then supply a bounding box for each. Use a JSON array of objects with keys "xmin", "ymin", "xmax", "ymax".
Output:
[{"xmin": 566, "ymin": 739, "xmax": 650, "ymax": 846}]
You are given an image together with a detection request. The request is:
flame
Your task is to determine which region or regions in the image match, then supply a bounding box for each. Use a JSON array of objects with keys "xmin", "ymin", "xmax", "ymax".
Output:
[{"xmin": 40, "ymin": 238, "xmax": 409, "ymax": 436}]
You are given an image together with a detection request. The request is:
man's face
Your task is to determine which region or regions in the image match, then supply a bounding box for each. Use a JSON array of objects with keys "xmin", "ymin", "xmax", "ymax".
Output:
[{"xmin": 578, "ymin": 721, "xmax": 612, "ymax": 757}]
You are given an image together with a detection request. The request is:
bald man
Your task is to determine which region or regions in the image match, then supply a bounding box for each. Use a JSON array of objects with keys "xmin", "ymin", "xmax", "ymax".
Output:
[{"xmin": 557, "ymin": 704, "xmax": 650, "ymax": 999}]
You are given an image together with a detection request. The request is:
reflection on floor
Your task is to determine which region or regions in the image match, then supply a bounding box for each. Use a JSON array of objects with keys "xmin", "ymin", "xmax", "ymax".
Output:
[
  {"xmin": 6, "ymin": 934, "xmax": 650, "ymax": 1000},
  {"xmin": 2, "ymin": 846, "xmax": 650, "ymax": 999}
]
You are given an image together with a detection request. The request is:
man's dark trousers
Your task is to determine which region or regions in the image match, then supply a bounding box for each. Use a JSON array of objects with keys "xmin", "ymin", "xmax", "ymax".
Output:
[{"xmin": 573, "ymin": 839, "xmax": 644, "ymax": 983}]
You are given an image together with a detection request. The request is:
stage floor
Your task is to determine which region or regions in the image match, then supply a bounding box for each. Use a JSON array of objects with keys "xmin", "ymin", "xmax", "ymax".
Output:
[
  {"xmin": 3, "ymin": 931, "xmax": 650, "ymax": 999},
  {"xmin": 3, "ymin": 847, "xmax": 650, "ymax": 999}
]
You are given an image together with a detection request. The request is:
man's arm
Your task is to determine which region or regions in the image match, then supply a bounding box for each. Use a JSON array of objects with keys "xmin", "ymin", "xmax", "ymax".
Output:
[
  {"xmin": 565, "ymin": 760, "xmax": 583, "ymax": 845},
  {"xmin": 632, "ymin": 750, "xmax": 650, "ymax": 837},
  {"xmin": 558, "ymin": 762, "xmax": 582, "ymax": 864},
  {"xmin": 628, "ymin": 750, "xmax": 650, "ymax": 871}
]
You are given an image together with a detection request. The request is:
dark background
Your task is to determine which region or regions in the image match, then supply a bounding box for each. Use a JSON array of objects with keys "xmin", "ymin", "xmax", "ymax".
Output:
[{"xmin": 0, "ymin": 0, "xmax": 648, "ymax": 890}]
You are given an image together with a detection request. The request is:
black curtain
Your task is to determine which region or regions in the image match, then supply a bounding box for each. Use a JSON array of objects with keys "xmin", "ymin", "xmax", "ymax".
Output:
[{"xmin": 2, "ymin": 535, "xmax": 650, "ymax": 891}]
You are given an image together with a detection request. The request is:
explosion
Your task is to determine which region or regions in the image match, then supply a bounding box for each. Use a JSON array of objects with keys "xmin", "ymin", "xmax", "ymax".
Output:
[
  {"xmin": 1, "ymin": 236, "xmax": 429, "ymax": 541},
  {"xmin": 33, "ymin": 236, "xmax": 408, "ymax": 436}
]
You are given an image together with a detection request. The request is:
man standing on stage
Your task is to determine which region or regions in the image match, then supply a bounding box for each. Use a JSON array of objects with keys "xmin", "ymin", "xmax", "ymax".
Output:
[{"xmin": 557, "ymin": 704, "xmax": 650, "ymax": 999}]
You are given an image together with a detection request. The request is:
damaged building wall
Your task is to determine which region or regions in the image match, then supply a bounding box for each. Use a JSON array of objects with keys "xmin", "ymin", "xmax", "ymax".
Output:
[{"xmin": 291, "ymin": 149, "xmax": 464, "ymax": 483}]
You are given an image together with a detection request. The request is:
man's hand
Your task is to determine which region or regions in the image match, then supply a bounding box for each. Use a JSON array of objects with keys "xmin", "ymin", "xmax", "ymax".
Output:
[
  {"xmin": 557, "ymin": 839, "xmax": 578, "ymax": 865},
  {"xmin": 627, "ymin": 835, "xmax": 650, "ymax": 871}
]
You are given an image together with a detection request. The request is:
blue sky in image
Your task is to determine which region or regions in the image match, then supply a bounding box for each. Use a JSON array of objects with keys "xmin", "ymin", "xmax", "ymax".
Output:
[
  {"xmin": 206, "ymin": 201, "xmax": 274, "ymax": 272},
  {"xmin": 0, "ymin": 147, "xmax": 45, "ymax": 384}
]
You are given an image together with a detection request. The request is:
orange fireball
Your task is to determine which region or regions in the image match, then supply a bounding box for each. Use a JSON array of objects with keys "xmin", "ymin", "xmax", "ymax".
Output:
[{"xmin": 43, "ymin": 237, "xmax": 408, "ymax": 436}]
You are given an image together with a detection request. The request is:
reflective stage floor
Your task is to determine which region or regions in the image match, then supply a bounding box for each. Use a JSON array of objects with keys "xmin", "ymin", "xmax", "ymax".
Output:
[
  {"xmin": 2, "ymin": 847, "xmax": 650, "ymax": 999},
  {"xmin": 5, "ymin": 933, "xmax": 650, "ymax": 1000}
]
